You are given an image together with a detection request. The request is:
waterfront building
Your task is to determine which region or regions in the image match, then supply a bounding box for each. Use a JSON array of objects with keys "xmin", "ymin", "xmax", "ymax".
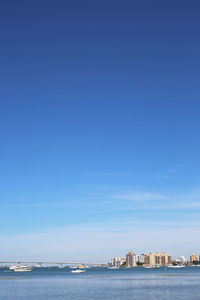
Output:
[
  {"xmin": 144, "ymin": 252, "xmax": 171, "ymax": 266},
  {"xmin": 190, "ymin": 254, "xmax": 198, "ymax": 263},
  {"xmin": 111, "ymin": 257, "xmax": 126, "ymax": 267},
  {"xmin": 137, "ymin": 254, "xmax": 145, "ymax": 264},
  {"xmin": 111, "ymin": 257, "xmax": 121, "ymax": 267},
  {"xmin": 120, "ymin": 258, "xmax": 126, "ymax": 265},
  {"xmin": 144, "ymin": 253, "xmax": 156, "ymax": 266},
  {"xmin": 126, "ymin": 250, "xmax": 137, "ymax": 267},
  {"xmin": 160, "ymin": 253, "xmax": 171, "ymax": 266},
  {"xmin": 155, "ymin": 254, "xmax": 161, "ymax": 265},
  {"xmin": 181, "ymin": 256, "xmax": 187, "ymax": 264},
  {"xmin": 174, "ymin": 256, "xmax": 187, "ymax": 264}
]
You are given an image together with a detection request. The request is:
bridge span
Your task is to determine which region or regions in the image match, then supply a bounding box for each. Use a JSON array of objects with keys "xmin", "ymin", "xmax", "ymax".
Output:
[{"xmin": 0, "ymin": 261, "xmax": 107, "ymax": 267}]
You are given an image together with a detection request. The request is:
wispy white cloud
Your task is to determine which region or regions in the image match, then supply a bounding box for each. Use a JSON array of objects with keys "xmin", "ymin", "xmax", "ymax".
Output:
[
  {"xmin": 112, "ymin": 189, "xmax": 200, "ymax": 210},
  {"xmin": 1, "ymin": 189, "xmax": 200, "ymax": 212},
  {"xmin": 113, "ymin": 192, "xmax": 166, "ymax": 201}
]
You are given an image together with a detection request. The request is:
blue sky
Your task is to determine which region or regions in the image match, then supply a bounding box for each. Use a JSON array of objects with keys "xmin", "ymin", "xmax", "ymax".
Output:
[{"xmin": 0, "ymin": 0, "xmax": 200, "ymax": 262}]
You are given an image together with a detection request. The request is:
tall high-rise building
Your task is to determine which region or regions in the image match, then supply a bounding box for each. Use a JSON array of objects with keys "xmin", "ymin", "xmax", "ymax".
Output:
[
  {"xmin": 190, "ymin": 254, "xmax": 198, "ymax": 263},
  {"xmin": 144, "ymin": 253, "xmax": 156, "ymax": 265},
  {"xmin": 137, "ymin": 254, "xmax": 145, "ymax": 264},
  {"xmin": 155, "ymin": 254, "xmax": 161, "ymax": 265},
  {"xmin": 126, "ymin": 251, "xmax": 137, "ymax": 267},
  {"xmin": 160, "ymin": 253, "xmax": 171, "ymax": 266},
  {"xmin": 144, "ymin": 252, "xmax": 171, "ymax": 266}
]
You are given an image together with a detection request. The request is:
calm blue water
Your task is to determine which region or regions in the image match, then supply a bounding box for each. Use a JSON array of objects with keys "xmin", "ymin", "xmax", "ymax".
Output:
[{"xmin": 1, "ymin": 267, "xmax": 200, "ymax": 299}]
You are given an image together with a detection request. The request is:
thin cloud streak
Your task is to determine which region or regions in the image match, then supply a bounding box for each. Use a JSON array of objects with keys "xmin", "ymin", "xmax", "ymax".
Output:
[
  {"xmin": 113, "ymin": 192, "xmax": 166, "ymax": 201},
  {"xmin": 1, "ymin": 189, "xmax": 200, "ymax": 212}
]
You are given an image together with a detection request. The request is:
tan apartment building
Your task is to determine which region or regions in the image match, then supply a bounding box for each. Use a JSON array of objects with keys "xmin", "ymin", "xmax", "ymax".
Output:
[
  {"xmin": 144, "ymin": 253, "xmax": 156, "ymax": 265},
  {"xmin": 144, "ymin": 252, "xmax": 171, "ymax": 266},
  {"xmin": 190, "ymin": 254, "xmax": 198, "ymax": 263}
]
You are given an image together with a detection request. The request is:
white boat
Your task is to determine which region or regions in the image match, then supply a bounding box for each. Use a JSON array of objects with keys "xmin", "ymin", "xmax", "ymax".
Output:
[
  {"xmin": 9, "ymin": 265, "xmax": 19, "ymax": 270},
  {"xmin": 145, "ymin": 265, "xmax": 155, "ymax": 268},
  {"xmin": 155, "ymin": 264, "xmax": 160, "ymax": 268},
  {"xmin": 14, "ymin": 265, "xmax": 32, "ymax": 272},
  {"xmin": 108, "ymin": 266, "xmax": 119, "ymax": 269},
  {"xmin": 167, "ymin": 265, "xmax": 185, "ymax": 268},
  {"xmin": 71, "ymin": 269, "xmax": 85, "ymax": 273}
]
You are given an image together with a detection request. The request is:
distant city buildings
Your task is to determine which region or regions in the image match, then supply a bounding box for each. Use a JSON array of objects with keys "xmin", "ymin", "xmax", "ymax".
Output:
[
  {"xmin": 111, "ymin": 251, "xmax": 171, "ymax": 267},
  {"xmin": 110, "ymin": 251, "xmax": 200, "ymax": 267}
]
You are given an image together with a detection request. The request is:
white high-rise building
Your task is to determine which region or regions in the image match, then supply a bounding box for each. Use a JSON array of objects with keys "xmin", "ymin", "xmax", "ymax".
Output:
[{"xmin": 111, "ymin": 257, "xmax": 122, "ymax": 267}]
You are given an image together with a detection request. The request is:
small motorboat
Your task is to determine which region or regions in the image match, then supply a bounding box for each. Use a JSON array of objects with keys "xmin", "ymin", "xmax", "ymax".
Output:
[
  {"xmin": 167, "ymin": 265, "xmax": 185, "ymax": 268},
  {"xmin": 71, "ymin": 269, "xmax": 85, "ymax": 273}
]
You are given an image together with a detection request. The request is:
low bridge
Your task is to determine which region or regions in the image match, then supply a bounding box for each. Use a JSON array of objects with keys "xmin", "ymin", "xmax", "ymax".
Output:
[{"xmin": 0, "ymin": 261, "xmax": 107, "ymax": 267}]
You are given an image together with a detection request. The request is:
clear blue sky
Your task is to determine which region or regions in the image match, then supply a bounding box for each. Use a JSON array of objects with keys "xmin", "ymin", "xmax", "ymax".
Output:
[{"xmin": 0, "ymin": 0, "xmax": 200, "ymax": 262}]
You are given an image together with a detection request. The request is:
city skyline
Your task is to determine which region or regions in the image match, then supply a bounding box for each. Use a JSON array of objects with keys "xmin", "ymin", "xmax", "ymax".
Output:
[
  {"xmin": 1, "ymin": 0, "xmax": 200, "ymax": 261},
  {"xmin": 110, "ymin": 250, "xmax": 200, "ymax": 266}
]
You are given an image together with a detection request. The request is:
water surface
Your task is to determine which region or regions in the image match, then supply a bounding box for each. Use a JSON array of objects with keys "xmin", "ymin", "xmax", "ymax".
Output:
[{"xmin": 0, "ymin": 266, "xmax": 200, "ymax": 299}]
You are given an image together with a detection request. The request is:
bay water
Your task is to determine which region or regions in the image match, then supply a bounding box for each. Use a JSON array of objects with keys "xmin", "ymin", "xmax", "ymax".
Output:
[{"xmin": 0, "ymin": 266, "xmax": 200, "ymax": 299}]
